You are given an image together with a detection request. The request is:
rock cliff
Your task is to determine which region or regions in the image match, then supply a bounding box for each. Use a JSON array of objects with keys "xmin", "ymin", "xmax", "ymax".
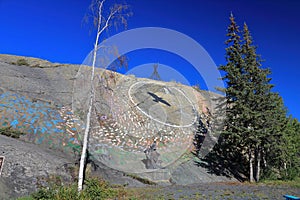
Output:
[{"xmin": 0, "ymin": 54, "xmax": 233, "ymax": 199}]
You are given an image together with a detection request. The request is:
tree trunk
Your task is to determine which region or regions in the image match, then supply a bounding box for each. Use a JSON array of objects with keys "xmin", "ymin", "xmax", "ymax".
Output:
[
  {"xmin": 77, "ymin": 0, "xmax": 129, "ymax": 192},
  {"xmin": 284, "ymin": 162, "xmax": 287, "ymax": 177},
  {"xmin": 249, "ymin": 148, "xmax": 254, "ymax": 183},
  {"xmin": 77, "ymin": 95, "xmax": 93, "ymax": 192},
  {"xmin": 77, "ymin": 43, "xmax": 97, "ymax": 192},
  {"xmin": 262, "ymin": 148, "xmax": 267, "ymax": 168},
  {"xmin": 255, "ymin": 147, "xmax": 261, "ymax": 182},
  {"xmin": 78, "ymin": 9, "xmax": 102, "ymax": 194}
]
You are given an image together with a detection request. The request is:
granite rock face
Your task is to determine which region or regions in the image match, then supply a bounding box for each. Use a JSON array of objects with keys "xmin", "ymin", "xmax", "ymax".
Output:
[
  {"xmin": 0, "ymin": 54, "xmax": 233, "ymax": 199},
  {"xmin": 0, "ymin": 135, "xmax": 74, "ymax": 199},
  {"xmin": 0, "ymin": 134, "xmax": 146, "ymax": 199},
  {"xmin": 0, "ymin": 54, "xmax": 78, "ymax": 106},
  {"xmin": 170, "ymin": 160, "xmax": 233, "ymax": 185}
]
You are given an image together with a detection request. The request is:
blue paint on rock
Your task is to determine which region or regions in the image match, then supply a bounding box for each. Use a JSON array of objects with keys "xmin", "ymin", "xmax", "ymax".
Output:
[{"xmin": 0, "ymin": 92, "xmax": 84, "ymax": 154}]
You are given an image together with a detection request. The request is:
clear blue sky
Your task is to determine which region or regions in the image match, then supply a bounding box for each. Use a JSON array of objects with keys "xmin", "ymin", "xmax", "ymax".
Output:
[{"xmin": 0, "ymin": 0, "xmax": 299, "ymax": 120}]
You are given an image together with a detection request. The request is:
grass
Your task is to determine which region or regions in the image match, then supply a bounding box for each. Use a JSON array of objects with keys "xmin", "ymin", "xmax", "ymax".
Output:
[
  {"xmin": 17, "ymin": 178, "xmax": 300, "ymax": 200},
  {"xmin": 9, "ymin": 58, "xmax": 61, "ymax": 68},
  {"xmin": 17, "ymin": 178, "xmax": 127, "ymax": 200},
  {"xmin": 125, "ymin": 187, "xmax": 166, "ymax": 200},
  {"xmin": 10, "ymin": 58, "xmax": 30, "ymax": 66},
  {"xmin": 260, "ymin": 177, "xmax": 300, "ymax": 188},
  {"xmin": 0, "ymin": 126, "xmax": 26, "ymax": 138},
  {"xmin": 124, "ymin": 173, "xmax": 157, "ymax": 185},
  {"xmin": 17, "ymin": 177, "xmax": 163, "ymax": 200},
  {"xmin": 16, "ymin": 58, "xmax": 30, "ymax": 66}
]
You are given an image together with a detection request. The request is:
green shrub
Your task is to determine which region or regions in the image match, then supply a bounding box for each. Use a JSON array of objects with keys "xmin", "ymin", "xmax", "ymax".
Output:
[
  {"xmin": 31, "ymin": 187, "xmax": 56, "ymax": 200},
  {"xmin": 16, "ymin": 197, "xmax": 33, "ymax": 200},
  {"xmin": 16, "ymin": 58, "xmax": 30, "ymax": 66},
  {"xmin": 261, "ymin": 177, "xmax": 300, "ymax": 188},
  {"xmin": 56, "ymin": 185, "xmax": 79, "ymax": 200},
  {"xmin": 82, "ymin": 178, "xmax": 117, "ymax": 199},
  {"xmin": 26, "ymin": 178, "xmax": 124, "ymax": 200},
  {"xmin": 261, "ymin": 166, "xmax": 300, "ymax": 181},
  {"xmin": 281, "ymin": 167, "xmax": 300, "ymax": 180}
]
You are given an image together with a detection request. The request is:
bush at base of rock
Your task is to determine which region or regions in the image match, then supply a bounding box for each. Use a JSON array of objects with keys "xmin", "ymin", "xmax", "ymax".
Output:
[{"xmin": 17, "ymin": 178, "xmax": 126, "ymax": 200}]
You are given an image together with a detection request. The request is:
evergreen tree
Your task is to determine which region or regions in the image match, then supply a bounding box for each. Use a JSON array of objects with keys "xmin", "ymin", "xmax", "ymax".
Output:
[
  {"xmin": 241, "ymin": 23, "xmax": 292, "ymax": 182},
  {"xmin": 279, "ymin": 117, "xmax": 300, "ymax": 179},
  {"xmin": 240, "ymin": 23, "xmax": 273, "ymax": 182},
  {"xmin": 218, "ymin": 15, "xmax": 290, "ymax": 182},
  {"xmin": 218, "ymin": 13, "xmax": 249, "ymax": 180}
]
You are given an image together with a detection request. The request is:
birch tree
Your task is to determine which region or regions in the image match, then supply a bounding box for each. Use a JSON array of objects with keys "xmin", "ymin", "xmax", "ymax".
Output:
[{"xmin": 78, "ymin": 0, "xmax": 130, "ymax": 192}]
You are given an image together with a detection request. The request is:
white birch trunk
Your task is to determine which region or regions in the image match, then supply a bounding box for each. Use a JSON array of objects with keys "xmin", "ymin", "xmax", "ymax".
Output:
[
  {"xmin": 255, "ymin": 148, "xmax": 261, "ymax": 182},
  {"xmin": 249, "ymin": 148, "xmax": 254, "ymax": 183},
  {"xmin": 284, "ymin": 162, "xmax": 287, "ymax": 177},
  {"xmin": 77, "ymin": 0, "xmax": 129, "ymax": 192},
  {"xmin": 78, "ymin": 0, "xmax": 104, "ymax": 193},
  {"xmin": 262, "ymin": 148, "xmax": 267, "ymax": 168}
]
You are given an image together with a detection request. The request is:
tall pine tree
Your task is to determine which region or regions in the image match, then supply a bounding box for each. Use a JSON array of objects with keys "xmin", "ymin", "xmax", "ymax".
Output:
[
  {"xmin": 241, "ymin": 23, "xmax": 273, "ymax": 182},
  {"xmin": 218, "ymin": 13, "xmax": 245, "ymax": 164},
  {"xmin": 218, "ymin": 15, "xmax": 289, "ymax": 182}
]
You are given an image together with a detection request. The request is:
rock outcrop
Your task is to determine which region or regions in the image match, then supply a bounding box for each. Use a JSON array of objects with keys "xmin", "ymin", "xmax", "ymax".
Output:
[
  {"xmin": 0, "ymin": 54, "xmax": 233, "ymax": 199},
  {"xmin": 0, "ymin": 54, "xmax": 78, "ymax": 106},
  {"xmin": 0, "ymin": 135, "xmax": 74, "ymax": 199}
]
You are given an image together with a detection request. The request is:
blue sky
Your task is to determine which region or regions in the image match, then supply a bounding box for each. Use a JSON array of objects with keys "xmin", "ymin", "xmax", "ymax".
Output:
[{"xmin": 0, "ymin": 0, "xmax": 299, "ymax": 120}]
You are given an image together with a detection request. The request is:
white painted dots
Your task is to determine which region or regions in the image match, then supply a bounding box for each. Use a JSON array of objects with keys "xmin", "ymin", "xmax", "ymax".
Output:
[{"xmin": 90, "ymin": 104, "xmax": 194, "ymax": 152}]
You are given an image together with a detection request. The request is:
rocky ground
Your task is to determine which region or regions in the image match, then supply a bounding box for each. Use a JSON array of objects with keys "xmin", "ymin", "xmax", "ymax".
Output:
[
  {"xmin": 0, "ymin": 135, "xmax": 74, "ymax": 199},
  {"xmin": 127, "ymin": 182, "xmax": 300, "ymax": 199},
  {"xmin": 0, "ymin": 134, "xmax": 148, "ymax": 199},
  {"xmin": 0, "ymin": 134, "xmax": 235, "ymax": 199}
]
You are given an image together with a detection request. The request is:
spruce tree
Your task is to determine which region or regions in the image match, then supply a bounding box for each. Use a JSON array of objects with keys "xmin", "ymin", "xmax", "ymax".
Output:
[
  {"xmin": 240, "ymin": 23, "xmax": 271, "ymax": 182},
  {"xmin": 241, "ymin": 23, "xmax": 292, "ymax": 182},
  {"xmin": 218, "ymin": 15, "xmax": 289, "ymax": 182},
  {"xmin": 218, "ymin": 13, "xmax": 248, "ymax": 179}
]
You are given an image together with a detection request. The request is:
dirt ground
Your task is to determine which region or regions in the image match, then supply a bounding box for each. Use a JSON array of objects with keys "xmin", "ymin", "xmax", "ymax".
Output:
[{"xmin": 127, "ymin": 182, "xmax": 300, "ymax": 200}]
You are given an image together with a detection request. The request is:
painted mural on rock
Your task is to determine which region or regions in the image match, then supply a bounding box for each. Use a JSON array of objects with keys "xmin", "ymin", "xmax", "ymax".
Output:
[{"xmin": 0, "ymin": 92, "xmax": 84, "ymax": 154}]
